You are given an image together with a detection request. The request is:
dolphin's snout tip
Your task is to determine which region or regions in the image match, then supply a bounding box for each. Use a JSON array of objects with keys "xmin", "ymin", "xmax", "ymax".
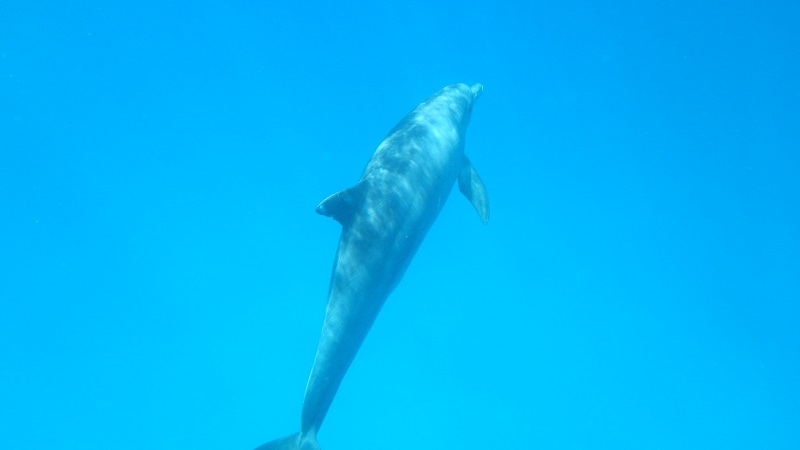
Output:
[{"xmin": 470, "ymin": 83, "xmax": 484, "ymax": 100}]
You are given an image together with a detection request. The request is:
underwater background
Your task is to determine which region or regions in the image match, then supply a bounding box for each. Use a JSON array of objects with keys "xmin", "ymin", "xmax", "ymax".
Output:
[{"xmin": 2, "ymin": 1, "xmax": 798, "ymax": 449}]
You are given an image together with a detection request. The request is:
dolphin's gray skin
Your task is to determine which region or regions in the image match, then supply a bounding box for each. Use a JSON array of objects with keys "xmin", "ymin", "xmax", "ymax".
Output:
[{"xmin": 256, "ymin": 83, "xmax": 489, "ymax": 450}]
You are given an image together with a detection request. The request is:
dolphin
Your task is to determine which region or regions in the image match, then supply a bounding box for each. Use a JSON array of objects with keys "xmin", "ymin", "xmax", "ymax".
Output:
[{"xmin": 256, "ymin": 83, "xmax": 489, "ymax": 450}]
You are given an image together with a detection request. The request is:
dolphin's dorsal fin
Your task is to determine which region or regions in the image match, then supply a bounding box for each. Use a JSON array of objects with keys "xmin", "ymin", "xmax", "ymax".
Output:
[
  {"xmin": 458, "ymin": 157, "xmax": 490, "ymax": 224},
  {"xmin": 316, "ymin": 184, "xmax": 363, "ymax": 225}
]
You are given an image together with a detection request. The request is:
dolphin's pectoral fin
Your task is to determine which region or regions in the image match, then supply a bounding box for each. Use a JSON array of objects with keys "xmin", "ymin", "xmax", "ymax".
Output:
[
  {"xmin": 316, "ymin": 184, "xmax": 364, "ymax": 225},
  {"xmin": 458, "ymin": 158, "xmax": 490, "ymax": 224}
]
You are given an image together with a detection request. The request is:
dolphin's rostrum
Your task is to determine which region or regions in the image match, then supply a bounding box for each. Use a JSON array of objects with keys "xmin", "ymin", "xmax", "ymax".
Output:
[{"xmin": 256, "ymin": 83, "xmax": 489, "ymax": 450}]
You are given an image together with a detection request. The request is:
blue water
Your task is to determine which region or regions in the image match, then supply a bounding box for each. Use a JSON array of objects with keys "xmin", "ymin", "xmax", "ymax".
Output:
[{"xmin": 2, "ymin": 2, "xmax": 798, "ymax": 449}]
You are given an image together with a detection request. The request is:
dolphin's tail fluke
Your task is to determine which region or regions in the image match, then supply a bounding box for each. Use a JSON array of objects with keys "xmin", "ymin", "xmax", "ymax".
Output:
[{"xmin": 254, "ymin": 432, "xmax": 320, "ymax": 450}]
